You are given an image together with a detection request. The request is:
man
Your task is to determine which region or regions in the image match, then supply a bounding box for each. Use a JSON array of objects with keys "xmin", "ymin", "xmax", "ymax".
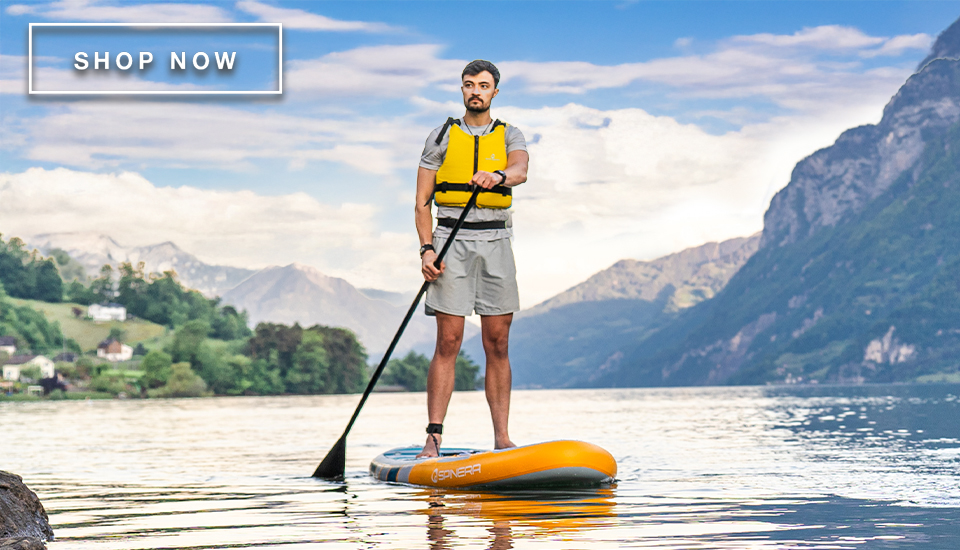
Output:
[{"xmin": 415, "ymin": 60, "xmax": 529, "ymax": 458}]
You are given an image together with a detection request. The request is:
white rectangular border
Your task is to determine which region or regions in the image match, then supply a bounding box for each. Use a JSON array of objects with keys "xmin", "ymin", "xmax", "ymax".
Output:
[{"xmin": 28, "ymin": 22, "xmax": 282, "ymax": 95}]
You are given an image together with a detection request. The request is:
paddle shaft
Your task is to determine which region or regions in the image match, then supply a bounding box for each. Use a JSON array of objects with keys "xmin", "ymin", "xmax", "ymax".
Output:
[{"xmin": 331, "ymin": 187, "xmax": 482, "ymax": 450}]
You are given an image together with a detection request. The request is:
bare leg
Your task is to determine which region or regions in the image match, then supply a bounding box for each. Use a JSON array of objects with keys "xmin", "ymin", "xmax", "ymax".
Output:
[
  {"xmin": 418, "ymin": 312, "xmax": 464, "ymax": 458},
  {"xmin": 481, "ymin": 313, "xmax": 515, "ymax": 450}
]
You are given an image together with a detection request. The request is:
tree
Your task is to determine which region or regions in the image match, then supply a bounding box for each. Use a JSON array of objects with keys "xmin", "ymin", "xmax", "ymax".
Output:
[
  {"xmin": 148, "ymin": 362, "xmax": 209, "ymax": 398},
  {"xmin": 168, "ymin": 320, "xmax": 211, "ymax": 366},
  {"xmin": 382, "ymin": 351, "xmax": 480, "ymax": 392},
  {"xmin": 308, "ymin": 326, "xmax": 367, "ymax": 393},
  {"xmin": 454, "ymin": 352, "xmax": 481, "ymax": 391},
  {"xmin": 89, "ymin": 265, "xmax": 115, "ymax": 303},
  {"xmin": 141, "ymin": 350, "xmax": 173, "ymax": 390},
  {"xmin": 383, "ymin": 351, "xmax": 430, "ymax": 391},
  {"xmin": 34, "ymin": 260, "xmax": 63, "ymax": 303},
  {"xmin": 108, "ymin": 326, "xmax": 127, "ymax": 342},
  {"xmin": 286, "ymin": 330, "xmax": 330, "ymax": 393}
]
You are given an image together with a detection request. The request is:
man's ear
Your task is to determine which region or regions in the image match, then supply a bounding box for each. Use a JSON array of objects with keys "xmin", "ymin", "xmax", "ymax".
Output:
[{"xmin": 492, "ymin": 88, "xmax": 499, "ymax": 99}]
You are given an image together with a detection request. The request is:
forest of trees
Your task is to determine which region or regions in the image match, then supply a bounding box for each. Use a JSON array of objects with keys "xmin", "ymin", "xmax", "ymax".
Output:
[
  {"xmin": 382, "ymin": 350, "xmax": 480, "ymax": 391},
  {"xmin": 0, "ymin": 234, "xmax": 481, "ymax": 398}
]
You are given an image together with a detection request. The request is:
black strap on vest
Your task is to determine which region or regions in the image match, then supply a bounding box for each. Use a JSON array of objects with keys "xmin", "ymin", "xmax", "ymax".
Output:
[
  {"xmin": 435, "ymin": 117, "xmax": 460, "ymax": 145},
  {"xmin": 435, "ymin": 182, "xmax": 511, "ymax": 197},
  {"xmin": 435, "ymin": 118, "xmax": 504, "ymax": 144},
  {"xmin": 437, "ymin": 218, "xmax": 506, "ymax": 230}
]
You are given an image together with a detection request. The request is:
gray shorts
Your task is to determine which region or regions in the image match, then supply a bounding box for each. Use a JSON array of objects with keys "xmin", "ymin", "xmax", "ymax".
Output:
[{"xmin": 425, "ymin": 237, "xmax": 520, "ymax": 317}]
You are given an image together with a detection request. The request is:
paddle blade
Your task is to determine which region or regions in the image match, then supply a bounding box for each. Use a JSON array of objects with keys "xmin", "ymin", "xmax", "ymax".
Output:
[{"xmin": 313, "ymin": 436, "xmax": 346, "ymax": 480}]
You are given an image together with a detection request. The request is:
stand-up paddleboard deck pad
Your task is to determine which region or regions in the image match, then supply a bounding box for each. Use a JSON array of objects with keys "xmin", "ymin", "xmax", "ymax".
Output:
[{"xmin": 370, "ymin": 440, "xmax": 616, "ymax": 489}]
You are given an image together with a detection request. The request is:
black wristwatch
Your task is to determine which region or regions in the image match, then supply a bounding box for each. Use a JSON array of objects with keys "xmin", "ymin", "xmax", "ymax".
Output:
[
  {"xmin": 419, "ymin": 244, "xmax": 435, "ymax": 257},
  {"xmin": 494, "ymin": 170, "xmax": 507, "ymax": 185}
]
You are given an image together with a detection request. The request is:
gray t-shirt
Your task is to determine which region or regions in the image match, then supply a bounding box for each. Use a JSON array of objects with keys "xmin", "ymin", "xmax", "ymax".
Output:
[{"xmin": 420, "ymin": 119, "xmax": 527, "ymax": 241}]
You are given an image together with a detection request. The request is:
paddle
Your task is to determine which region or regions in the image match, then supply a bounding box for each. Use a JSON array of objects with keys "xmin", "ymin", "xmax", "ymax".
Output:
[{"xmin": 313, "ymin": 186, "xmax": 483, "ymax": 480}]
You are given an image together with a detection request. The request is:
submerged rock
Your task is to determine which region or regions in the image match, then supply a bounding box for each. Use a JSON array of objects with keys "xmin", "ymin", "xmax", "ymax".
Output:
[{"xmin": 0, "ymin": 471, "xmax": 53, "ymax": 549}]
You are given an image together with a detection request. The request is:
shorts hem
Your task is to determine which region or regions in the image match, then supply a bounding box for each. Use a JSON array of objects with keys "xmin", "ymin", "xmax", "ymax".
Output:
[
  {"xmin": 424, "ymin": 302, "xmax": 472, "ymax": 317},
  {"xmin": 474, "ymin": 307, "xmax": 519, "ymax": 316}
]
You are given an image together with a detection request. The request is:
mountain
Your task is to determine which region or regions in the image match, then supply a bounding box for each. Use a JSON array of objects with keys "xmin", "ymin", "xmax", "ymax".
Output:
[
  {"xmin": 599, "ymin": 28, "xmax": 960, "ymax": 387},
  {"xmin": 28, "ymin": 232, "xmax": 255, "ymax": 298},
  {"xmin": 220, "ymin": 263, "xmax": 475, "ymax": 358},
  {"xmin": 461, "ymin": 234, "xmax": 760, "ymax": 388},
  {"xmin": 917, "ymin": 17, "xmax": 960, "ymax": 69}
]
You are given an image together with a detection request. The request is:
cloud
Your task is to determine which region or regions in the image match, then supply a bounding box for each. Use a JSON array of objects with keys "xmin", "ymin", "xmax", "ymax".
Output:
[
  {"xmin": 732, "ymin": 25, "xmax": 885, "ymax": 50},
  {"xmin": 0, "ymin": 167, "xmax": 417, "ymax": 289},
  {"xmin": 500, "ymin": 27, "xmax": 926, "ymax": 111},
  {"xmin": 278, "ymin": 26, "xmax": 926, "ymax": 112},
  {"xmin": 496, "ymin": 101, "xmax": 885, "ymax": 305},
  {"xmin": 863, "ymin": 33, "xmax": 933, "ymax": 58},
  {"xmin": 3, "ymin": 95, "xmax": 891, "ymax": 305},
  {"xmin": 235, "ymin": 0, "xmax": 396, "ymax": 32},
  {"xmin": 285, "ymin": 44, "xmax": 463, "ymax": 95},
  {"xmin": 8, "ymin": 102, "xmax": 427, "ymax": 175},
  {"xmin": 5, "ymin": 0, "xmax": 231, "ymax": 23}
]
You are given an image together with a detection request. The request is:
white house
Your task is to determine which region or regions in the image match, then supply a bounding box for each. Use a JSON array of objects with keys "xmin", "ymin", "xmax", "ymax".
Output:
[
  {"xmin": 2, "ymin": 355, "xmax": 56, "ymax": 381},
  {"xmin": 97, "ymin": 339, "xmax": 133, "ymax": 362},
  {"xmin": 0, "ymin": 336, "xmax": 15, "ymax": 356},
  {"xmin": 89, "ymin": 303, "xmax": 127, "ymax": 322}
]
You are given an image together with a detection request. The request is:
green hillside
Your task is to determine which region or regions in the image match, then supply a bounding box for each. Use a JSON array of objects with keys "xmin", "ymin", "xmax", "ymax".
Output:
[{"xmin": 8, "ymin": 298, "xmax": 168, "ymax": 352}]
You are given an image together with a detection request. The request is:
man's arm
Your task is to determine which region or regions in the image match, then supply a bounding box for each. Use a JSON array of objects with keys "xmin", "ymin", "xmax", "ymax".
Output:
[
  {"xmin": 470, "ymin": 150, "xmax": 529, "ymax": 189},
  {"xmin": 415, "ymin": 166, "xmax": 443, "ymax": 282}
]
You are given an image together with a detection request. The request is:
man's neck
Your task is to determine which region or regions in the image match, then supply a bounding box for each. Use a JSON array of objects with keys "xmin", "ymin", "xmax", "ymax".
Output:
[{"xmin": 462, "ymin": 111, "xmax": 493, "ymax": 126}]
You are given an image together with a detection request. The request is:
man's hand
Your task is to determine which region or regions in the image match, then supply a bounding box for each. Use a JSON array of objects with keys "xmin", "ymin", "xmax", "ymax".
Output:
[
  {"xmin": 470, "ymin": 170, "xmax": 504, "ymax": 190},
  {"xmin": 422, "ymin": 250, "xmax": 444, "ymax": 282}
]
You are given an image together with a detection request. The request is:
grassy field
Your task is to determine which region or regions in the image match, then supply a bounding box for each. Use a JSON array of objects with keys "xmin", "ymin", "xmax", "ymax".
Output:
[{"xmin": 9, "ymin": 298, "xmax": 168, "ymax": 352}]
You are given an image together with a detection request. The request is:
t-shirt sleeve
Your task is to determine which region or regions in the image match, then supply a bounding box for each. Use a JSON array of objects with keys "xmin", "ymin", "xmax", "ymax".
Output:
[
  {"xmin": 419, "ymin": 126, "xmax": 446, "ymax": 170},
  {"xmin": 505, "ymin": 126, "xmax": 527, "ymax": 154}
]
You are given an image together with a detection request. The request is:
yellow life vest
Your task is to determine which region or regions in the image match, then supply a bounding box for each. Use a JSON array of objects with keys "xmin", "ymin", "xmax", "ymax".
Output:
[{"xmin": 434, "ymin": 118, "xmax": 511, "ymax": 209}]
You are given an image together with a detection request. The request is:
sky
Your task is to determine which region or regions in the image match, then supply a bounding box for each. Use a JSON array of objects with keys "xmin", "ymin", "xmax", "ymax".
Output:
[{"xmin": 1, "ymin": 0, "xmax": 959, "ymax": 308}]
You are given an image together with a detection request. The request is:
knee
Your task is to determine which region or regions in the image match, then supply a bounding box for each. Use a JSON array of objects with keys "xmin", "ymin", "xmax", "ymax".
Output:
[
  {"xmin": 482, "ymin": 333, "xmax": 509, "ymax": 359},
  {"xmin": 436, "ymin": 332, "xmax": 463, "ymax": 357}
]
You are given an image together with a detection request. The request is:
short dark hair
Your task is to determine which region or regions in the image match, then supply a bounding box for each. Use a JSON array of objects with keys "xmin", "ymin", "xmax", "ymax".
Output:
[{"xmin": 462, "ymin": 60, "xmax": 500, "ymax": 88}]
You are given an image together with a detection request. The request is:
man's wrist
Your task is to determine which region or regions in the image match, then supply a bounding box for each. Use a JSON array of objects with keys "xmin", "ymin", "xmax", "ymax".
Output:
[
  {"xmin": 419, "ymin": 244, "xmax": 435, "ymax": 257},
  {"xmin": 494, "ymin": 170, "xmax": 507, "ymax": 185}
]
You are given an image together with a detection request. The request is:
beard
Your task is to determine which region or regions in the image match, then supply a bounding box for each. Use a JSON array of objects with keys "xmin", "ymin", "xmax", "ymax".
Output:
[{"xmin": 465, "ymin": 98, "xmax": 489, "ymax": 113}]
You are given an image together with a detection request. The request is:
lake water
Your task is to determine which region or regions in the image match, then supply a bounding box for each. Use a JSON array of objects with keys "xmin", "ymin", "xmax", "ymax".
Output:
[{"xmin": 2, "ymin": 385, "xmax": 959, "ymax": 549}]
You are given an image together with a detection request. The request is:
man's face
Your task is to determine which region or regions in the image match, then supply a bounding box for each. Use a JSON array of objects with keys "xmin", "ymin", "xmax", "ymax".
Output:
[{"xmin": 461, "ymin": 71, "xmax": 499, "ymax": 113}]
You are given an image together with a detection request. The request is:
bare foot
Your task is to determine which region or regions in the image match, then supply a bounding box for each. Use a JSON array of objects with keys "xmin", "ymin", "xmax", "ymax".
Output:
[
  {"xmin": 494, "ymin": 438, "xmax": 516, "ymax": 450},
  {"xmin": 416, "ymin": 434, "xmax": 442, "ymax": 458}
]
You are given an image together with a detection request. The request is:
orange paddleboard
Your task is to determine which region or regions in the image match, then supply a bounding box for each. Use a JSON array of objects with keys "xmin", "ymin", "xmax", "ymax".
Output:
[{"xmin": 370, "ymin": 440, "xmax": 617, "ymax": 489}]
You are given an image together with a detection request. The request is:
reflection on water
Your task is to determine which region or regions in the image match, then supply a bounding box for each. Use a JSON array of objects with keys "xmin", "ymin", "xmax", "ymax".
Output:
[
  {"xmin": 2, "ymin": 385, "xmax": 959, "ymax": 549},
  {"xmin": 419, "ymin": 489, "xmax": 616, "ymax": 549}
]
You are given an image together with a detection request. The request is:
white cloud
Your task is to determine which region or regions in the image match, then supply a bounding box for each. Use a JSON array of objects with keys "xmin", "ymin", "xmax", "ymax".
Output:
[
  {"xmin": 235, "ymin": 0, "xmax": 396, "ymax": 32},
  {"xmin": 733, "ymin": 25, "xmax": 885, "ymax": 50},
  {"xmin": 863, "ymin": 33, "xmax": 933, "ymax": 58},
  {"xmin": 275, "ymin": 25, "xmax": 926, "ymax": 112},
  {"xmin": 0, "ymin": 167, "xmax": 417, "ymax": 289},
  {"xmin": 5, "ymin": 0, "xmax": 231, "ymax": 23},
  {"xmin": 500, "ymin": 28, "xmax": 924, "ymax": 111},
  {"xmin": 497, "ymin": 100, "xmax": 887, "ymax": 306},
  {"xmin": 10, "ymin": 102, "xmax": 426, "ymax": 175},
  {"xmin": 285, "ymin": 44, "xmax": 463, "ymax": 95}
]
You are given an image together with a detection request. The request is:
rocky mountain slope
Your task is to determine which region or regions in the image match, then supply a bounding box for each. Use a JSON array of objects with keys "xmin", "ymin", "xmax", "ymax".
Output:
[
  {"xmin": 29, "ymin": 232, "xmax": 255, "ymax": 298},
  {"xmin": 599, "ymin": 22, "xmax": 960, "ymax": 387},
  {"xmin": 462, "ymin": 234, "xmax": 760, "ymax": 388}
]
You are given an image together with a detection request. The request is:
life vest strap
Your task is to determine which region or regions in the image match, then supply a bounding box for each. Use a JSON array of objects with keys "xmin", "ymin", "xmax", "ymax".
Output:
[
  {"xmin": 435, "ymin": 117, "xmax": 460, "ymax": 145},
  {"xmin": 435, "ymin": 118, "xmax": 504, "ymax": 145},
  {"xmin": 435, "ymin": 182, "xmax": 512, "ymax": 196},
  {"xmin": 437, "ymin": 218, "xmax": 506, "ymax": 230}
]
